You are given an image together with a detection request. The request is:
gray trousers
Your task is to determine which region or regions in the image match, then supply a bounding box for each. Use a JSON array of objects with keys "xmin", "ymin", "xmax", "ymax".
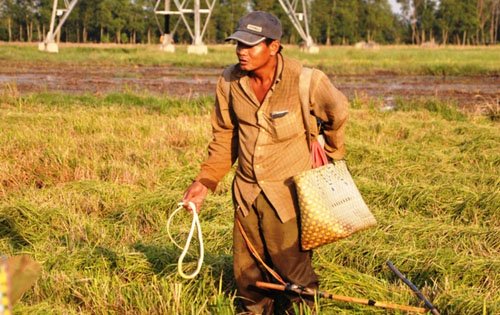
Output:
[{"xmin": 233, "ymin": 193, "xmax": 319, "ymax": 314}]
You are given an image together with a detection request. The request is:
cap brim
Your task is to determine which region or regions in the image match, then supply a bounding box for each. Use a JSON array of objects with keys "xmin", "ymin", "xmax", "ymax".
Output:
[{"xmin": 225, "ymin": 31, "xmax": 266, "ymax": 46}]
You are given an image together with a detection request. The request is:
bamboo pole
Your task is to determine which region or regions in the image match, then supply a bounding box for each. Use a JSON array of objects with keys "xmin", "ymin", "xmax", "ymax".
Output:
[{"xmin": 255, "ymin": 281, "xmax": 427, "ymax": 314}]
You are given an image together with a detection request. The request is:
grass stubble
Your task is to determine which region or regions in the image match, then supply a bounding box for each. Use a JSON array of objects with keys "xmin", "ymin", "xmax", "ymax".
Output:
[{"xmin": 0, "ymin": 84, "xmax": 498, "ymax": 314}]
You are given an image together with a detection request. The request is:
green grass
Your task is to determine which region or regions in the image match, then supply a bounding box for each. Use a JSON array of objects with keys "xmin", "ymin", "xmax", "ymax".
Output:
[
  {"xmin": 1, "ymin": 43, "xmax": 500, "ymax": 76},
  {"xmin": 0, "ymin": 89, "xmax": 498, "ymax": 314}
]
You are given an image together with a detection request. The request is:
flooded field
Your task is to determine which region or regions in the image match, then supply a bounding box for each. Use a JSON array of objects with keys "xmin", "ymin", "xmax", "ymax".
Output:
[{"xmin": 1, "ymin": 62, "xmax": 498, "ymax": 109}]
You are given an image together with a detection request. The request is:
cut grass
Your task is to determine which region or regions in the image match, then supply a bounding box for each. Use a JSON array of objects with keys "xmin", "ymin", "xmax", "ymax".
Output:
[{"xmin": 0, "ymin": 90, "xmax": 498, "ymax": 314}]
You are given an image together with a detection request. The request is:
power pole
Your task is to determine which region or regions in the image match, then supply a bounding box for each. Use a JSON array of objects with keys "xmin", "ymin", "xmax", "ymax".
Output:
[
  {"xmin": 38, "ymin": 0, "xmax": 79, "ymax": 53},
  {"xmin": 278, "ymin": 0, "xmax": 319, "ymax": 53},
  {"xmin": 155, "ymin": 0, "xmax": 176, "ymax": 52},
  {"xmin": 154, "ymin": 0, "xmax": 216, "ymax": 54}
]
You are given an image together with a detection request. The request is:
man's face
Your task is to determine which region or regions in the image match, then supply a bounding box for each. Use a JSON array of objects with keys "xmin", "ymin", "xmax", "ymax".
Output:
[{"xmin": 236, "ymin": 40, "xmax": 278, "ymax": 72}]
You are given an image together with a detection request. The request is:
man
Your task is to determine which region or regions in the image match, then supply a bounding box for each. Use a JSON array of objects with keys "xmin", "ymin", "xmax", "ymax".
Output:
[{"xmin": 182, "ymin": 11, "xmax": 348, "ymax": 314}]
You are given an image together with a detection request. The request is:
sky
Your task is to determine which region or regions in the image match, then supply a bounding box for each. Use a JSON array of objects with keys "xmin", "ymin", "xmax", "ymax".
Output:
[{"xmin": 388, "ymin": 0, "xmax": 403, "ymax": 14}]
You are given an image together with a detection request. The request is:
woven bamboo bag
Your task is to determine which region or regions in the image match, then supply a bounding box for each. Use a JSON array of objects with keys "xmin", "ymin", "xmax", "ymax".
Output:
[
  {"xmin": 294, "ymin": 159, "xmax": 377, "ymax": 250},
  {"xmin": 295, "ymin": 67, "xmax": 376, "ymax": 250}
]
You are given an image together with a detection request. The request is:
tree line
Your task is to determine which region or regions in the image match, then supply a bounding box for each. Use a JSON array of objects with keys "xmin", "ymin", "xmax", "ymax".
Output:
[{"xmin": 0, "ymin": 0, "xmax": 498, "ymax": 45}]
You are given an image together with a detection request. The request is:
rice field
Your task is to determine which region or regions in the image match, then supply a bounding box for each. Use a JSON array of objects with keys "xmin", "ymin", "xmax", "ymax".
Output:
[
  {"xmin": 0, "ymin": 87, "xmax": 498, "ymax": 314},
  {"xmin": 0, "ymin": 44, "xmax": 499, "ymax": 314}
]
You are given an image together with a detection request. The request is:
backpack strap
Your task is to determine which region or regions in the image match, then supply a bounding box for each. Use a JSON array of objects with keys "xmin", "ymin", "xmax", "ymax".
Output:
[
  {"xmin": 299, "ymin": 67, "xmax": 316, "ymax": 150},
  {"xmin": 221, "ymin": 65, "xmax": 233, "ymax": 104}
]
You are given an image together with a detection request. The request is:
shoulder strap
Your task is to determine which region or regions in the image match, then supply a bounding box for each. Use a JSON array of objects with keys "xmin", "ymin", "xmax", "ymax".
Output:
[
  {"xmin": 221, "ymin": 66, "xmax": 233, "ymax": 105},
  {"xmin": 299, "ymin": 67, "xmax": 314, "ymax": 150}
]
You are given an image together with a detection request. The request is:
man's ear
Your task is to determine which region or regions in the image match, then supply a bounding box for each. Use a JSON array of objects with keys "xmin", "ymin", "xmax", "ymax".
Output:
[{"xmin": 269, "ymin": 40, "xmax": 281, "ymax": 55}]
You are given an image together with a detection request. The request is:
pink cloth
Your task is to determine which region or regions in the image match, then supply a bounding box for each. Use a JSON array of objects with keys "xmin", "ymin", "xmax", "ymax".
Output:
[{"xmin": 311, "ymin": 140, "xmax": 329, "ymax": 168}]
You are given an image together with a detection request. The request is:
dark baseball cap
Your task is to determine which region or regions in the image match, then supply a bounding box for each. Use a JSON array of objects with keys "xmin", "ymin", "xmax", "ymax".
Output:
[{"xmin": 226, "ymin": 11, "xmax": 282, "ymax": 46}]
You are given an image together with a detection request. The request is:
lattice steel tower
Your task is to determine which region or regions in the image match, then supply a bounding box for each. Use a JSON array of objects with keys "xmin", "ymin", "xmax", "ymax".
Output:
[
  {"xmin": 279, "ymin": 0, "xmax": 319, "ymax": 53},
  {"xmin": 154, "ymin": 0, "xmax": 216, "ymax": 54},
  {"xmin": 38, "ymin": 0, "xmax": 79, "ymax": 53},
  {"xmin": 37, "ymin": 0, "xmax": 317, "ymax": 54}
]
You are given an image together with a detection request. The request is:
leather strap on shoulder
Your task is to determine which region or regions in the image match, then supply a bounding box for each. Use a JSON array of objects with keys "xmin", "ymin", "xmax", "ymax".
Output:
[
  {"xmin": 299, "ymin": 67, "xmax": 314, "ymax": 150},
  {"xmin": 221, "ymin": 65, "xmax": 234, "ymax": 104}
]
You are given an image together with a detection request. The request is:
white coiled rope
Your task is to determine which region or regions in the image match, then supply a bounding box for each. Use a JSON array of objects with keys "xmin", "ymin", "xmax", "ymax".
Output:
[{"xmin": 167, "ymin": 202, "xmax": 204, "ymax": 279}]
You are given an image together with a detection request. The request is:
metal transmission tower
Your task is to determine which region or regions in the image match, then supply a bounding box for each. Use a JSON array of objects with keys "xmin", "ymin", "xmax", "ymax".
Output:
[
  {"xmin": 154, "ymin": 0, "xmax": 216, "ymax": 54},
  {"xmin": 155, "ymin": 0, "xmax": 176, "ymax": 52},
  {"xmin": 38, "ymin": 0, "xmax": 79, "ymax": 53},
  {"xmin": 278, "ymin": 0, "xmax": 319, "ymax": 53}
]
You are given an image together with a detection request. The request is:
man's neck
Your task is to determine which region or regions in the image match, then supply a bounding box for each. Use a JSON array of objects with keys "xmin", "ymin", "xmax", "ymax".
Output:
[
  {"xmin": 248, "ymin": 55, "xmax": 279, "ymax": 104},
  {"xmin": 249, "ymin": 55, "xmax": 278, "ymax": 85}
]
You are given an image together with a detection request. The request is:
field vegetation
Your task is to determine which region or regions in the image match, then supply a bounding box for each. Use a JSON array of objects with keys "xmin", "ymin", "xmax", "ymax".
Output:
[
  {"xmin": 0, "ymin": 82, "xmax": 498, "ymax": 314},
  {"xmin": 1, "ymin": 44, "xmax": 500, "ymax": 76}
]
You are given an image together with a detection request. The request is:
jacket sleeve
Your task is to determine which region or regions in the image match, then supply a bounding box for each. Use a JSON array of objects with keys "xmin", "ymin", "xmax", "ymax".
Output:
[
  {"xmin": 309, "ymin": 70, "xmax": 349, "ymax": 161},
  {"xmin": 194, "ymin": 74, "xmax": 239, "ymax": 191}
]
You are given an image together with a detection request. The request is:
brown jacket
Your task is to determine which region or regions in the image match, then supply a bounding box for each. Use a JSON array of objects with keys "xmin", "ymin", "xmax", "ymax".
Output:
[{"xmin": 196, "ymin": 55, "xmax": 348, "ymax": 222}]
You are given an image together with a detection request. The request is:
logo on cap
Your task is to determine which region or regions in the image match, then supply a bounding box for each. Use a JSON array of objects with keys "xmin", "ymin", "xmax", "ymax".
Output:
[{"xmin": 246, "ymin": 24, "xmax": 262, "ymax": 33}]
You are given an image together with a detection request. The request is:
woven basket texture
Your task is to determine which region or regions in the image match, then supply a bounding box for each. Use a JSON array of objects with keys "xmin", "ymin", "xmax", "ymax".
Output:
[{"xmin": 294, "ymin": 160, "xmax": 377, "ymax": 250}]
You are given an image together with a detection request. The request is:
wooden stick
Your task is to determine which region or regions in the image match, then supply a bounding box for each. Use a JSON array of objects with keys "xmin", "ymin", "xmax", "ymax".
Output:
[{"xmin": 255, "ymin": 281, "xmax": 427, "ymax": 313}]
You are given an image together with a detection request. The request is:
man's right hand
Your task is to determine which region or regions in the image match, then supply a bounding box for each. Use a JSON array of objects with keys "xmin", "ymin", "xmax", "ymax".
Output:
[{"xmin": 182, "ymin": 181, "xmax": 208, "ymax": 213}]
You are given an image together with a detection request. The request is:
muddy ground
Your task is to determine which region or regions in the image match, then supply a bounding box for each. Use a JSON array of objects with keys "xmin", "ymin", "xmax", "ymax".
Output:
[{"xmin": 1, "ymin": 62, "xmax": 498, "ymax": 111}]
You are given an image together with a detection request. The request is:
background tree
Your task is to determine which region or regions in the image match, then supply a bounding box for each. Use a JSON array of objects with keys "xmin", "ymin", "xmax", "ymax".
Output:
[
  {"xmin": 0, "ymin": 0, "xmax": 9, "ymax": 41},
  {"xmin": 400, "ymin": 0, "xmax": 438, "ymax": 44},
  {"xmin": 96, "ymin": 0, "xmax": 113, "ymax": 43},
  {"xmin": 490, "ymin": 0, "xmax": 500, "ymax": 44},
  {"xmin": 362, "ymin": 0, "xmax": 397, "ymax": 43},
  {"xmin": 457, "ymin": 0, "xmax": 480, "ymax": 45},
  {"xmin": 437, "ymin": 0, "xmax": 479, "ymax": 45},
  {"xmin": 77, "ymin": 0, "xmax": 100, "ymax": 43},
  {"xmin": 436, "ymin": 0, "xmax": 460, "ymax": 44},
  {"xmin": 475, "ymin": 0, "xmax": 500, "ymax": 45},
  {"xmin": 311, "ymin": 0, "xmax": 338, "ymax": 45},
  {"xmin": 126, "ymin": 0, "xmax": 148, "ymax": 43},
  {"xmin": 212, "ymin": 0, "xmax": 248, "ymax": 42},
  {"xmin": 418, "ymin": 0, "xmax": 437, "ymax": 43},
  {"xmin": 36, "ymin": 0, "xmax": 53, "ymax": 42},
  {"xmin": 333, "ymin": 0, "xmax": 362, "ymax": 44}
]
